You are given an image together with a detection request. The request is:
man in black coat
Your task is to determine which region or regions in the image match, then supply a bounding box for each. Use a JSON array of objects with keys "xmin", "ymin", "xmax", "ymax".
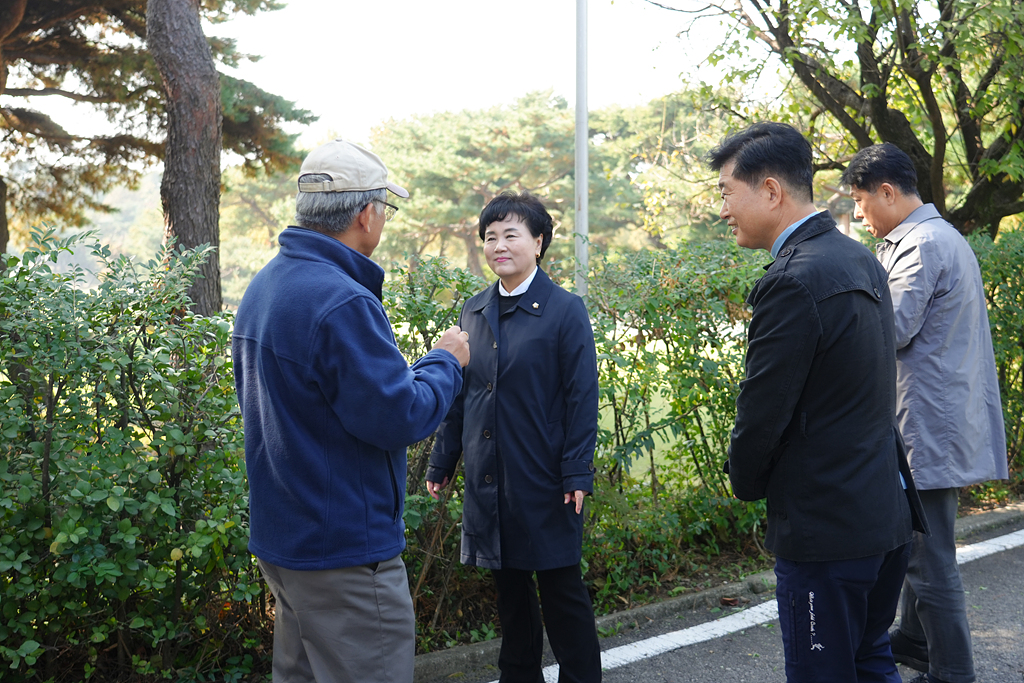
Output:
[{"xmin": 709, "ymin": 122, "xmax": 927, "ymax": 683}]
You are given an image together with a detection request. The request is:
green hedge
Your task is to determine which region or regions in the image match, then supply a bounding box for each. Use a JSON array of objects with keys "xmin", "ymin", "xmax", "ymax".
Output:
[
  {"xmin": 1, "ymin": 230, "xmax": 260, "ymax": 681},
  {"xmin": 971, "ymin": 228, "xmax": 1024, "ymax": 488}
]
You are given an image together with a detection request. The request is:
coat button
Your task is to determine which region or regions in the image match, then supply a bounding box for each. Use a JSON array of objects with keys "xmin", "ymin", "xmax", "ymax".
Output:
[
  {"xmin": 492, "ymin": 341, "xmax": 497, "ymax": 349},
  {"xmin": 483, "ymin": 430, "xmax": 491, "ymax": 439},
  {"xmin": 780, "ymin": 248, "xmax": 792, "ymax": 257},
  {"xmin": 487, "ymin": 382, "xmax": 493, "ymax": 391},
  {"xmin": 588, "ymin": 462, "xmax": 595, "ymax": 472},
  {"xmin": 873, "ymin": 287, "xmax": 880, "ymax": 297},
  {"xmin": 485, "ymin": 475, "xmax": 493, "ymax": 483}
]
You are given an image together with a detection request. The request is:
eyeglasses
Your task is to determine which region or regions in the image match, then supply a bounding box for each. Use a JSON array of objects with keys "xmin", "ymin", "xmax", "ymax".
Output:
[{"xmin": 374, "ymin": 200, "xmax": 399, "ymax": 222}]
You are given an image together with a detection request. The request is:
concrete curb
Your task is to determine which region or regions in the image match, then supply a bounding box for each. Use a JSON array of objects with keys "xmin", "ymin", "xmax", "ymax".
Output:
[
  {"xmin": 413, "ymin": 500, "xmax": 1024, "ymax": 682},
  {"xmin": 952, "ymin": 500, "xmax": 1024, "ymax": 538}
]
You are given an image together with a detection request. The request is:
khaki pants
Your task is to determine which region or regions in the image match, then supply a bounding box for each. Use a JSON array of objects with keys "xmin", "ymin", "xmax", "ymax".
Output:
[{"xmin": 258, "ymin": 555, "xmax": 415, "ymax": 683}]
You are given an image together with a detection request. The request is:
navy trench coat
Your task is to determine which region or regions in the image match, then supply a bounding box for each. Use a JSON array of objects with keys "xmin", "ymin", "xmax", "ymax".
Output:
[{"xmin": 427, "ymin": 269, "xmax": 598, "ymax": 571}]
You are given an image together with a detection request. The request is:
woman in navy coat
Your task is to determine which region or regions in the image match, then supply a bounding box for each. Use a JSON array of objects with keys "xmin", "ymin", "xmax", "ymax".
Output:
[{"xmin": 426, "ymin": 192, "xmax": 601, "ymax": 683}]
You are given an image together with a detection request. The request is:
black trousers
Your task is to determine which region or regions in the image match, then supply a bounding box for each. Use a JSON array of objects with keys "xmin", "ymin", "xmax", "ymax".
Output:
[{"xmin": 491, "ymin": 563, "xmax": 602, "ymax": 683}]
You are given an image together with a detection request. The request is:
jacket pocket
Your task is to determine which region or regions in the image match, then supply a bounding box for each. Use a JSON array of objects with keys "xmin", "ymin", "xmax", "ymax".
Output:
[
  {"xmin": 385, "ymin": 452, "xmax": 400, "ymax": 523},
  {"xmin": 783, "ymin": 592, "xmax": 799, "ymax": 665}
]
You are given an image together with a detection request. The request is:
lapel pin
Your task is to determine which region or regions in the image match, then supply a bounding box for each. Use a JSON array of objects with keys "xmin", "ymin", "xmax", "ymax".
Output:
[{"xmin": 532, "ymin": 302, "xmax": 539, "ymax": 309}]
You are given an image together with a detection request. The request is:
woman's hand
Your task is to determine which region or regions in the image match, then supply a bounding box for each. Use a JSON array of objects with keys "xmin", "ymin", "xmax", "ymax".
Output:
[
  {"xmin": 426, "ymin": 477, "xmax": 449, "ymax": 500},
  {"xmin": 563, "ymin": 490, "xmax": 587, "ymax": 514}
]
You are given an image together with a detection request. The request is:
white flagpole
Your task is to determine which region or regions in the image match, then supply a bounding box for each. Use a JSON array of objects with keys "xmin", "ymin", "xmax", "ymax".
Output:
[{"xmin": 575, "ymin": 0, "xmax": 589, "ymax": 297}]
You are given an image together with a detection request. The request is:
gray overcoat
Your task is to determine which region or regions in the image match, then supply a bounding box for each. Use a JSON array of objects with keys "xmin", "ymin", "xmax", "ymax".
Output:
[{"xmin": 876, "ymin": 204, "xmax": 1008, "ymax": 489}]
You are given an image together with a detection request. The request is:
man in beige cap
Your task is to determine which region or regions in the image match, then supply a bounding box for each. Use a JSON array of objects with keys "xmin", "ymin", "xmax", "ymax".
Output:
[{"xmin": 233, "ymin": 139, "xmax": 470, "ymax": 683}]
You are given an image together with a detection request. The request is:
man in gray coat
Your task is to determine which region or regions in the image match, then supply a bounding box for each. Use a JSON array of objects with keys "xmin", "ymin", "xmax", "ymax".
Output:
[{"xmin": 843, "ymin": 143, "xmax": 1008, "ymax": 683}]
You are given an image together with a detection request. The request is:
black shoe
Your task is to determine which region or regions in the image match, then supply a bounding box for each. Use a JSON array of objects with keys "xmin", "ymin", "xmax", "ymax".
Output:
[
  {"xmin": 906, "ymin": 675, "xmax": 952, "ymax": 683},
  {"xmin": 889, "ymin": 628, "xmax": 929, "ymax": 672}
]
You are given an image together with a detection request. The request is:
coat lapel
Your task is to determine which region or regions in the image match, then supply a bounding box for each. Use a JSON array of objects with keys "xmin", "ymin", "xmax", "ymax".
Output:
[
  {"xmin": 514, "ymin": 268, "xmax": 556, "ymax": 317},
  {"xmin": 468, "ymin": 281, "xmax": 501, "ymax": 345}
]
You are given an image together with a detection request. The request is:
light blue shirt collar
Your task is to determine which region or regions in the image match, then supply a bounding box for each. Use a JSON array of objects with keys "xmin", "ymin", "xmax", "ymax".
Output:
[{"xmin": 771, "ymin": 212, "xmax": 820, "ymax": 259}]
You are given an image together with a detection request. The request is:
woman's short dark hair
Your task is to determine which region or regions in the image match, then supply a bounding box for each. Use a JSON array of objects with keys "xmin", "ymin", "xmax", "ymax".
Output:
[
  {"xmin": 479, "ymin": 192, "xmax": 553, "ymax": 265},
  {"xmin": 840, "ymin": 143, "xmax": 920, "ymax": 197},
  {"xmin": 707, "ymin": 122, "xmax": 814, "ymax": 203}
]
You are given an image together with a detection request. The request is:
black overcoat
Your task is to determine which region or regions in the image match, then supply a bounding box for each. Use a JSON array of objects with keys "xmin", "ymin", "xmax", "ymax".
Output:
[
  {"xmin": 727, "ymin": 212, "xmax": 928, "ymax": 563},
  {"xmin": 427, "ymin": 269, "xmax": 598, "ymax": 570}
]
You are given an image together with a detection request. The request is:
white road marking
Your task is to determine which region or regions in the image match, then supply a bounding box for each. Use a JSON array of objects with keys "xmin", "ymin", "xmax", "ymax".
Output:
[
  {"xmin": 481, "ymin": 525, "xmax": 1024, "ymax": 683},
  {"xmin": 955, "ymin": 527, "xmax": 1024, "ymax": 563},
  {"xmin": 598, "ymin": 601, "xmax": 780, "ymax": 670}
]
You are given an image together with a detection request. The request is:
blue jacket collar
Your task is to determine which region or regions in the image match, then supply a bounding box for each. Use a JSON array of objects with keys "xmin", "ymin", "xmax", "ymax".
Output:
[{"xmin": 278, "ymin": 227, "xmax": 386, "ymax": 300}]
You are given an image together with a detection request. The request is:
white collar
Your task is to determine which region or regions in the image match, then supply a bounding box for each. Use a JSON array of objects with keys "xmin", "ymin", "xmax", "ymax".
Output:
[{"xmin": 498, "ymin": 266, "xmax": 539, "ymax": 297}]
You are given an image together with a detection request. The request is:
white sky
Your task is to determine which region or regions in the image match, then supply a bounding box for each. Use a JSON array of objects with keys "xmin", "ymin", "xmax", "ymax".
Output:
[
  {"xmin": 10, "ymin": 0, "xmax": 738, "ymax": 161},
  {"xmin": 211, "ymin": 0, "xmax": 714, "ymax": 148}
]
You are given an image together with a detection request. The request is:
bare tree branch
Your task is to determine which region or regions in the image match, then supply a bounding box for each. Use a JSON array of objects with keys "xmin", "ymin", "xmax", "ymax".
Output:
[
  {"xmin": 936, "ymin": 0, "xmax": 988, "ymax": 180},
  {"xmin": 896, "ymin": 8, "xmax": 948, "ymax": 212},
  {"xmin": 3, "ymin": 87, "xmax": 116, "ymax": 103},
  {"xmin": 641, "ymin": 0, "xmax": 715, "ymax": 14}
]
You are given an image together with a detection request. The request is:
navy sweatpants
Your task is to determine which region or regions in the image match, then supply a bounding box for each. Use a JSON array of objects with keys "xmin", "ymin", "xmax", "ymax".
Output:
[{"xmin": 775, "ymin": 543, "xmax": 911, "ymax": 682}]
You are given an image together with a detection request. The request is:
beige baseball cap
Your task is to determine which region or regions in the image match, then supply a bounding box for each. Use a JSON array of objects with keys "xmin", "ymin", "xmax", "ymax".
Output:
[{"xmin": 297, "ymin": 138, "xmax": 409, "ymax": 198}]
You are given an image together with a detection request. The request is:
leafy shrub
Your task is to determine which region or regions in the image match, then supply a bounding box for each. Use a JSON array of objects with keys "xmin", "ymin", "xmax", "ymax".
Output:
[
  {"xmin": 0, "ymin": 229, "xmax": 264, "ymax": 681},
  {"xmin": 382, "ymin": 256, "xmax": 485, "ymax": 496},
  {"xmin": 971, "ymin": 227, "xmax": 1024, "ymax": 492},
  {"xmin": 588, "ymin": 241, "xmax": 763, "ymax": 496},
  {"xmin": 586, "ymin": 482, "xmax": 768, "ymax": 612},
  {"xmin": 382, "ymin": 258, "xmax": 497, "ymax": 653},
  {"xmin": 584, "ymin": 241, "xmax": 769, "ymax": 609}
]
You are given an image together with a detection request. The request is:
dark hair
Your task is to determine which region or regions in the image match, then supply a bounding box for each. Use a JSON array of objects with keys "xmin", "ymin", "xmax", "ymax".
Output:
[
  {"xmin": 840, "ymin": 143, "xmax": 920, "ymax": 197},
  {"xmin": 478, "ymin": 192, "xmax": 553, "ymax": 265},
  {"xmin": 706, "ymin": 122, "xmax": 814, "ymax": 202}
]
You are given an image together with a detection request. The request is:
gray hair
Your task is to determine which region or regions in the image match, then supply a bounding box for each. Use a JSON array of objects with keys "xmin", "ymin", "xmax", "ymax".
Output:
[{"xmin": 294, "ymin": 174, "xmax": 387, "ymax": 234}]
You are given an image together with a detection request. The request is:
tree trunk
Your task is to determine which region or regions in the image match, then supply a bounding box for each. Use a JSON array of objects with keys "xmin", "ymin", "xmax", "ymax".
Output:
[
  {"xmin": 147, "ymin": 0, "xmax": 223, "ymax": 315},
  {"xmin": 461, "ymin": 227, "xmax": 485, "ymax": 278},
  {"xmin": 0, "ymin": 176, "xmax": 8, "ymax": 256},
  {"xmin": 0, "ymin": 0, "xmax": 28, "ymax": 96}
]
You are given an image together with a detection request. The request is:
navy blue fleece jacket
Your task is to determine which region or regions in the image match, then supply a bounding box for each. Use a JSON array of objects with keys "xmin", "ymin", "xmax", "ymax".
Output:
[{"xmin": 233, "ymin": 227, "xmax": 463, "ymax": 570}]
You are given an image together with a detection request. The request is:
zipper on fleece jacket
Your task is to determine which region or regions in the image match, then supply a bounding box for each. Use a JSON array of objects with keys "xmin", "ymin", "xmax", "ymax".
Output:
[{"xmin": 386, "ymin": 452, "xmax": 400, "ymax": 522}]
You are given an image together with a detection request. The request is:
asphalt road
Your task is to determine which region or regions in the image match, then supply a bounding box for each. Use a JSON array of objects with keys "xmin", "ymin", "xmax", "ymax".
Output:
[
  {"xmin": 597, "ymin": 541, "xmax": 1024, "ymax": 682},
  {"xmin": 598, "ymin": 548, "xmax": 1024, "ymax": 683},
  {"xmin": 415, "ymin": 510, "xmax": 1024, "ymax": 683}
]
